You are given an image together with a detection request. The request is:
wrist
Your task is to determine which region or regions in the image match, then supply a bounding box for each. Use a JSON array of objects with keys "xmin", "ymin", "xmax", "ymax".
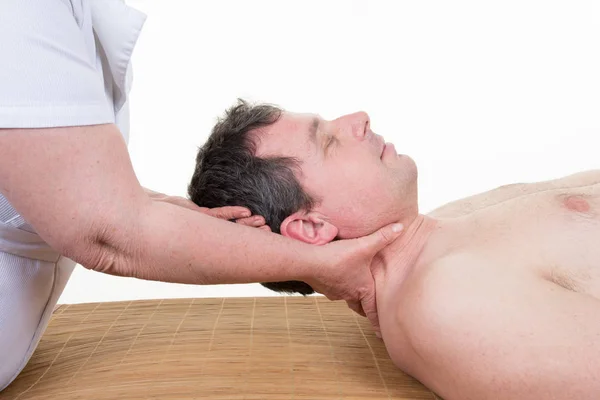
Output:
[{"xmin": 291, "ymin": 242, "xmax": 325, "ymax": 285}]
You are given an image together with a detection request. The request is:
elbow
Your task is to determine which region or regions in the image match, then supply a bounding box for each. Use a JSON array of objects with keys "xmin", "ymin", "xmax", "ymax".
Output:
[{"xmin": 58, "ymin": 218, "xmax": 136, "ymax": 278}]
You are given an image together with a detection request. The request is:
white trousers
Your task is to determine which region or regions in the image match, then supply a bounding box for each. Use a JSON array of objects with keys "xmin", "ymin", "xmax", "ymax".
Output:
[{"xmin": 0, "ymin": 220, "xmax": 76, "ymax": 391}]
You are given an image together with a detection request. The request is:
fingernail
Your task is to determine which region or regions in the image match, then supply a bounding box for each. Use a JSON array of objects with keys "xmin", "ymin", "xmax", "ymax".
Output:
[
  {"xmin": 242, "ymin": 211, "xmax": 251, "ymax": 217},
  {"xmin": 392, "ymin": 224, "xmax": 403, "ymax": 233},
  {"xmin": 375, "ymin": 331, "xmax": 382, "ymax": 339}
]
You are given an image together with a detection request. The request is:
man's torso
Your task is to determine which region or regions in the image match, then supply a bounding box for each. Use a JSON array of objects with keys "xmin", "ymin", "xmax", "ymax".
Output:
[{"xmin": 377, "ymin": 171, "xmax": 600, "ymax": 399}]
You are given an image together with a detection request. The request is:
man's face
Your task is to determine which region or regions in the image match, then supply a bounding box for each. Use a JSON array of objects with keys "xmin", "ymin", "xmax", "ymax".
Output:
[{"xmin": 254, "ymin": 111, "xmax": 418, "ymax": 238}]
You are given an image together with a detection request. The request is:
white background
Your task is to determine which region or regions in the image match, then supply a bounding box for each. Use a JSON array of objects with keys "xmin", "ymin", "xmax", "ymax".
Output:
[{"xmin": 59, "ymin": 0, "xmax": 600, "ymax": 304}]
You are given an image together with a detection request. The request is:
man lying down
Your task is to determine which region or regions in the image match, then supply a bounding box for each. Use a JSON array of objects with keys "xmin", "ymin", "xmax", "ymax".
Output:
[{"xmin": 188, "ymin": 100, "xmax": 600, "ymax": 400}]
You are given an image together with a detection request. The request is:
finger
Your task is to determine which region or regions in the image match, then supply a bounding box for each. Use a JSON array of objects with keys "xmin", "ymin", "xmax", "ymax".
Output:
[
  {"xmin": 346, "ymin": 300, "xmax": 366, "ymax": 317},
  {"xmin": 258, "ymin": 225, "xmax": 272, "ymax": 232},
  {"xmin": 360, "ymin": 223, "xmax": 403, "ymax": 255},
  {"xmin": 207, "ymin": 206, "xmax": 252, "ymax": 220},
  {"xmin": 361, "ymin": 294, "xmax": 381, "ymax": 338},
  {"xmin": 236, "ymin": 215, "xmax": 266, "ymax": 227}
]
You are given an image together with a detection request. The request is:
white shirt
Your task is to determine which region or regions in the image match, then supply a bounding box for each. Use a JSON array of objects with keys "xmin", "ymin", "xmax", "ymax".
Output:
[{"xmin": 0, "ymin": 0, "xmax": 145, "ymax": 390}]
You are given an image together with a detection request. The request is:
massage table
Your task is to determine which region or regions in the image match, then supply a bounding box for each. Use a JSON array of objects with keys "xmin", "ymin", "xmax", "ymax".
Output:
[{"xmin": 2, "ymin": 297, "xmax": 439, "ymax": 399}]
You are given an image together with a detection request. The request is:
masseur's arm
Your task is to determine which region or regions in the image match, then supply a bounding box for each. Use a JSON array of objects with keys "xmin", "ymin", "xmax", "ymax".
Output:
[
  {"xmin": 429, "ymin": 169, "xmax": 600, "ymax": 218},
  {"xmin": 0, "ymin": 123, "xmax": 402, "ymax": 330}
]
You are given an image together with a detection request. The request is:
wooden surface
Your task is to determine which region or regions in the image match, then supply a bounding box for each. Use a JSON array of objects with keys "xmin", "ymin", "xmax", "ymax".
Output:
[{"xmin": 2, "ymin": 297, "xmax": 438, "ymax": 400}]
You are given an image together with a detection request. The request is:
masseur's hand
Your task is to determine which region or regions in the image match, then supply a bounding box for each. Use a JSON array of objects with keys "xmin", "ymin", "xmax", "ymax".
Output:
[
  {"xmin": 143, "ymin": 188, "xmax": 270, "ymax": 230},
  {"xmin": 307, "ymin": 223, "xmax": 403, "ymax": 337}
]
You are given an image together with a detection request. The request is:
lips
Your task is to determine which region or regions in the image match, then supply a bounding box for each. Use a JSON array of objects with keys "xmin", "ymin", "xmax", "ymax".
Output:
[{"xmin": 378, "ymin": 136, "xmax": 386, "ymax": 159}]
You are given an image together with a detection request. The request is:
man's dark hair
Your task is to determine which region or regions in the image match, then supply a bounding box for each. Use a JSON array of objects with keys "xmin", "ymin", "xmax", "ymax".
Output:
[{"xmin": 188, "ymin": 99, "xmax": 317, "ymax": 295}]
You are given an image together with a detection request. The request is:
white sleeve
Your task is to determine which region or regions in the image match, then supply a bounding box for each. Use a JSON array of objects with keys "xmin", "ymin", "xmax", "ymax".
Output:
[{"xmin": 0, "ymin": 0, "xmax": 114, "ymax": 128}]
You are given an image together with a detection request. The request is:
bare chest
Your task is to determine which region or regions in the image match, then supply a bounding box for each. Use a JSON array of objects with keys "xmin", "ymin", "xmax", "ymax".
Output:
[
  {"xmin": 376, "ymin": 182, "xmax": 600, "ymax": 376},
  {"xmin": 458, "ymin": 182, "xmax": 600, "ymax": 297}
]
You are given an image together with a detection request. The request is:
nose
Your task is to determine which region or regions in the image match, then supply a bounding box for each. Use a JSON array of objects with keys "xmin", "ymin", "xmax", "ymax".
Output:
[{"xmin": 334, "ymin": 111, "xmax": 370, "ymax": 140}]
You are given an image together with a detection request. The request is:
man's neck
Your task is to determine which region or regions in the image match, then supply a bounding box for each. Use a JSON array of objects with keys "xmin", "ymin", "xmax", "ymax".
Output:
[{"xmin": 374, "ymin": 213, "xmax": 440, "ymax": 282}]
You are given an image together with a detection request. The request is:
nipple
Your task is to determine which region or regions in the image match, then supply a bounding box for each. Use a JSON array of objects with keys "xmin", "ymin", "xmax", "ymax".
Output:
[{"xmin": 563, "ymin": 195, "xmax": 590, "ymax": 213}]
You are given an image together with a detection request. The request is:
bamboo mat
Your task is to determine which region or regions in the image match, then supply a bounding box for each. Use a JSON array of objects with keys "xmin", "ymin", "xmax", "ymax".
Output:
[{"xmin": 2, "ymin": 297, "xmax": 438, "ymax": 400}]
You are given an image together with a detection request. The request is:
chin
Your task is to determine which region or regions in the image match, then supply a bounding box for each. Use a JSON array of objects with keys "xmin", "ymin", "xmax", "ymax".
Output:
[
  {"xmin": 402, "ymin": 154, "xmax": 418, "ymax": 174},
  {"xmin": 403, "ymin": 158, "xmax": 419, "ymax": 188},
  {"xmin": 392, "ymin": 156, "xmax": 418, "ymax": 187}
]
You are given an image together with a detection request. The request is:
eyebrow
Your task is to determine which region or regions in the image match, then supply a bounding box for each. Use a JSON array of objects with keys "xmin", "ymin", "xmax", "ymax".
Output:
[{"xmin": 308, "ymin": 117, "xmax": 319, "ymax": 146}]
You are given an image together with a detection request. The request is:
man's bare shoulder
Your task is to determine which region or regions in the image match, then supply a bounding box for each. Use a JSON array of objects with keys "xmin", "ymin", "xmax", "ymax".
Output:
[
  {"xmin": 403, "ymin": 252, "xmax": 489, "ymax": 316},
  {"xmin": 394, "ymin": 252, "xmax": 488, "ymax": 341},
  {"xmin": 398, "ymin": 252, "xmax": 600, "ymax": 400}
]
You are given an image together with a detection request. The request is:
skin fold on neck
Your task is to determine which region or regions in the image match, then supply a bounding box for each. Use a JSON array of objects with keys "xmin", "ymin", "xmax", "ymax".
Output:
[{"xmin": 373, "ymin": 214, "xmax": 441, "ymax": 285}]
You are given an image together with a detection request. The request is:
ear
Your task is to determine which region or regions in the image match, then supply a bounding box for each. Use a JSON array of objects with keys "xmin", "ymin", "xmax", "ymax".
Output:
[{"xmin": 280, "ymin": 211, "xmax": 338, "ymax": 245}]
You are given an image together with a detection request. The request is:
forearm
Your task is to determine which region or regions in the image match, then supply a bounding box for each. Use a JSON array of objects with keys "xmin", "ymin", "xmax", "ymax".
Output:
[{"xmin": 78, "ymin": 198, "xmax": 315, "ymax": 285}]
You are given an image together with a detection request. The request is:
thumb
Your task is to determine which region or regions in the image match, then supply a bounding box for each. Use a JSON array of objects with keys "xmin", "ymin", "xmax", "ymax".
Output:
[
  {"xmin": 360, "ymin": 223, "xmax": 403, "ymax": 255},
  {"xmin": 346, "ymin": 300, "xmax": 367, "ymax": 317},
  {"xmin": 361, "ymin": 293, "xmax": 381, "ymax": 338}
]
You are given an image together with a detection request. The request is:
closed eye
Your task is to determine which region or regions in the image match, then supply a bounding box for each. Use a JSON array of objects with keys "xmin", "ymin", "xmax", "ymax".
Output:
[{"xmin": 324, "ymin": 135, "xmax": 338, "ymax": 156}]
